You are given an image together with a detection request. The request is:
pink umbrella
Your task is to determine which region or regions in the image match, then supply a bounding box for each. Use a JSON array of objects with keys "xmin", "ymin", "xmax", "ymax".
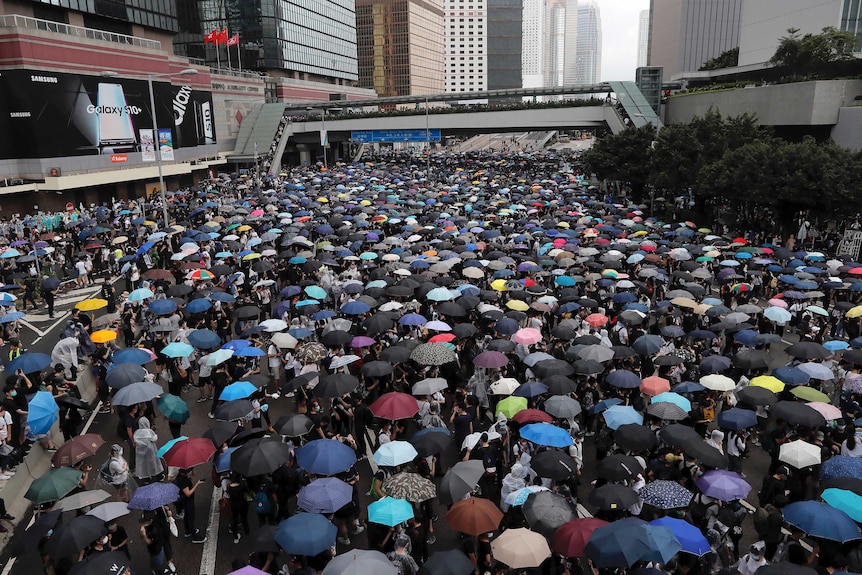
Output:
[
  {"xmin": 350, "ymin": 336, "xmax": 376, "ymax": 348},
  {"xmin": 369, "ymin": 392, "xmax": 420, "ymax": 420},
  {"xmin": 768, "ymin": 298, "xmax": 788, "ymax": 308},
  {"xmin": 250, "ymin": 209, "xmax": 265, "ymax": 217},
  {"xmin": 806, "ymin": 401, "xmax": 842, "ymax": 420},
  {"xmin": 641, "ymin": 376, "xmax": 671, "ymax": 396},
  {"xmin": 513, "ymin": 328, "xmax": 542, "ymax": 346}
]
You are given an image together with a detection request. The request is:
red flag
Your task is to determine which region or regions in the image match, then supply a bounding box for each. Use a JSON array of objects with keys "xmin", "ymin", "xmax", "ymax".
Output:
[
  {"xmin": 215, "ymin": 28, "xmax": 228, "ymax": 44},
  {"xmin": 203, "ymin": 29, "xmax": 218, "ymax": 43},
  {"xmin": 227, "ymin": 33, "xmax": 239, "ymax": 46}
]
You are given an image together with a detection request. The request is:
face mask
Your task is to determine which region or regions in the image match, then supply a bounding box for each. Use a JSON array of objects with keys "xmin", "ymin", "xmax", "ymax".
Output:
[
  {"xmin": 10, "ymin": 392, "xmax": 15, "ymax": 397},
  {"xmin": 100, "ymin": 536, "xmax": 109, "ymax": 545}
]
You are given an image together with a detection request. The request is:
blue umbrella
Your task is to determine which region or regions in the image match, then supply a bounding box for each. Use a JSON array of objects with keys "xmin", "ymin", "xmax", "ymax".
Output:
[
  {"xmin": 590, "ymin": 397, "xmax": 623, "ymax": 414},
  {"xmin": 584, "ymin": 517, "xmax": 652, "ymax": 568},
  {"xmin": 27, "ymin": 391, "xmax": 58, "ymax": 436},
  {"xmin": 128, "ymin": 482, "xmax": 180, "ymax": 510},
  {"xmin": 210, "ymin": 292, "xmax": 236, "ymax": 303},
  {"xmin": 373, "ymin": 441, "xmax": 418, "ymax": 467},
  {"xmin": 127, "ymin": 288, "xmax": 154, "ymax": 302},
  {"xmin": 214, "ymin": 447, "xmax": 239, "ymax": 473},
  {"xmin": 822, "ymin": 488, "xmax": 862, "ymax": 522},
  {"xmin": 275, "ymin": 513, "xmax": 337, "ymax": 556},
  {"xmin": 821, "ymin": 456, "xmax": 862, "ymax": 480},
  {"xmin": 782, "ymin": 500, "xmax": 861, "ymax": 542},
  {"xmin": 7, "ymin": 352, "xmax": 51, "ymax": 374},
  {"xmin": 188, "ymin": 329, "xmax": 222, "ymax": 349},
  {"xmin": 148, "ymin": 299, "xmax": 177, "ymax": 315},
  {"xmin": 638, "ymin": 480, "xmax": 693, "ymax": 510},
  {"xmin": 186, "ymin": 299, "xmax": 212, "ymax": 314},
  {"xmin": 112, "ymin": 348, "xmax": 153, "ymax": 365},
  {"xmin": 773, "ymin": 366, "xmax": 810, "ymax": 386},
  {"xmin": 220, "ymin": 381, "xmax": 257, "ymax": 401},
  {"xmin": 304, "ymin": 285, "xmax": 327, "ymax": 300},
  {"xmin": 296, "ymin": 439, "xmax": 357, "ymax": 475},
  {"xmin": 367, "ymin": 497, "xmax": 414, "ymax": 526},
  {"xmin": 606, "ymin": 370, "xmax": 641, "ymax": 389},
  {"xmin": 161, "ymin": 342, "xmax": 194, "ymax": 358},
  {"xmin": 520, "ymin": 423, "xmax": 573, "ymax": 448},
  {"xmin": 632, "ymin": 335, "xmax": 663, "ymax": 356},
  {"xmin": 733, "ymin": 330, "xmax": 760, "ymax": 346},
  {"xmin": 673, "ymin": 381, "xmax": 705, "ymax": 393},
  {"xmin": 234, "ymin": 346, "xmax": 266, "ymax": 357},
  {"xmin": 650, "ymin": 517, "xmax": 709, "ymax": 556},
  {"xmin": 603, "ymin": 405, "xmax": 644, "ymax": 430},
  {"xmin": 651, "ymin": 392, "xmax": 692, "ymax": 412},
  {"xmin": 513, "ymin": 381, "xmax": 550, "ymax": 398},
  {"xmin": 641, "ymin": 524, "xmax": 683, "ymax": 563},
  {"xmin": 222, "ymin": 340, "xmax": 252, "ymax": 351},
  {"xmin": 398, "ymin": 313, "xmax": 428, "ymax": 326},
  {"xmin": 0, "ymin": 311, "xmax": 25, "ymax": 324},
  {"xmin": 297, "ymin": 477, "xmax": 353, "ymax": 514},
  {"xmin": 717, "ymin": 407, "xmax": 758, "ymax": 430},
  {"xmin": 157, "ymin": 436, "xmax": 189, "ymax": 458},
  {"xmin": 341, "ymin": 301, "xmax": 371, "ymax": 315}
]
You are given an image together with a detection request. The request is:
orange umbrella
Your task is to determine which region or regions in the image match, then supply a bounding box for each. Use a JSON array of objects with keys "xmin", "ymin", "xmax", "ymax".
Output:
[
  {"xmin": 640, "ymin": 376, "xmax": 670, "ymax": 396},
  {"xmin": 445, "ymin": 497, "xmax": 504, "ymax": 536},
  {"xmin": 584, "ymin": 313, "xmax": 608, "ymax": 328},
  {"xmin": 90, "ymin": 330, "xmax": 117, "ymax": 344}
]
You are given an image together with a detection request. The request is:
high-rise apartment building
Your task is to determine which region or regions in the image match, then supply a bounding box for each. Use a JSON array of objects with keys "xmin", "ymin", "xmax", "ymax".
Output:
[
  {"xmin": 638, "ymin": 10, "xmax": 650, "ymax": 68},
  {"xmin": 648, "ymin": 0, "xmax": 742, "ymax": 78},
  {"xmin": 174, "ymin": 0, "xmax": 358, "ymax": 82},
  {"xmin": 355, "ymin": 0, "xmax": 445, "ymax": 97},
  {"xmin": 575, "ymin": 0, "xmax": 601, "ymax": 84},
  {"xmin": 444, "ymin": 0, "xmax": 488, "ymax": 93}
]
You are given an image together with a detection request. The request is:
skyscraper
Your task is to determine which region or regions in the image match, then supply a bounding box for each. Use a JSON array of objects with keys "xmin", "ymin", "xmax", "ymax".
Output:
[
  {"xmin": 444, "ymin": 0, "xmax": 488, "ymax": 93},
  {"xmin": 648, "ymin": 0, "xmax": 742, "ymax": 78},
  {"xmin": 487, "ymin": 0, "xmax": 523, "ymax": 90},
  {"xmin": 521, "ymin": 0, "xmax": 545, "ymax": 88},
  {"xmin": 562, "ymin": 0, "xmax": 579, "ymax": 85},
  {"xmin": 575, "ymin": 0, "xmax": 601, "ymax": 84},
  {"xmin": 544, "ymin": 0, "xmax": 568, "ymax": 87},
  {"xmin": 637, "ymin": 10, "xmax": 650, "ymax": 68}
]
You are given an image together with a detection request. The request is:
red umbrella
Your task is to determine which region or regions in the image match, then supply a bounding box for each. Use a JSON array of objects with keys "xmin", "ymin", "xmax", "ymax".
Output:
[
  {"xmin": 552, "ymin": 518, "xmax": 609, "ymax": 557},
  {"xmin": 584, "ymin": 313, "xmax": 608, "ymax": 328},
  {"xmin": 429, "ymin": 334, "xmax": 456, "ymax": 343},
  {"xmin": 163, "ymin": 438, "xmax": 217, "ymax": 468},
  {"xmin": 369, "ymin": 392, "xmax": 419, "ymax": 420},
  {"xmin": 512, "ymin": 409, "xmax": 553, "ymax": 424}
]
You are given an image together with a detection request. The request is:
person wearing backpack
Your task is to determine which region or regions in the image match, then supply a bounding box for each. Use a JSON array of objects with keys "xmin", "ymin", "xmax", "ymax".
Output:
[
  {"xmin": 252, "ymin": 481, "xmax": 275, "ymax": 527},
  {"xmin": 227, "ymin": 472, "xmax": 250, "ymax": 544}
]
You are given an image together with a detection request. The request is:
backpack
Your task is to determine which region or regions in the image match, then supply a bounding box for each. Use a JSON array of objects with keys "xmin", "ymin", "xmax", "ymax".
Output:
[
  {"xmin": 253, "ymin": 487, "xmax": 272, "ymax": 515},
  {"xmin": 482, "ymin": 449, "xmax": 496, "ymax": 473},
  {"xmin": 99, "ymin": 459, "xmax": 114, "ymax": 484}
]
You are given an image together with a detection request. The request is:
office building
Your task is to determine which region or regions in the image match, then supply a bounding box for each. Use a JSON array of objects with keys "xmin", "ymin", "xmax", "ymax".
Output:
[
  {"xmin": 487, "ymin": 0, "xmax": 523, "ymax": 90},
  {"xmin": 522, "ymin": 0, "xmax": 545, "ymax": 88},
  {"xmin": 738, "ymin": 0, "xmax": 861, "ymax": 67},
  {"xmin": 637, "ymin": 9, "xmax": 650, "ymax": 68},
  {"xmin": 544, "ymin": 0, "xmax": 567, "ymax": 87},
  {"xmin": 444, "ymin": 0, "xmax": 488, "ymax": 93},
  {"xmin": 355, "ymin": 0, "xmax": 444, "ymax": 97},
  {"xmin": 562, "ymin": 0, "xmax": 579, "ymax": 84},
  {"xmin": 575, "ymin": 0, "xmax": 601, "ymax": 84},
  {"xmin": 648, "ymin": 0, "xmax": 742, "ymax": 78},
  {"xmin": 174, "ymin": 0, "xmax": 358, "ymax": 83}
]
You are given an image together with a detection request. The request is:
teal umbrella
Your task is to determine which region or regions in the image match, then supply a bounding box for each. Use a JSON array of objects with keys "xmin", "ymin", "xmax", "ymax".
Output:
[
  {"xmin": 822, "ymin": 488, "xmax": 862, "ymax": 522},
  {"xmin": 157, "ymin": 436, "xmax": 189, "ymax": 458},
  {"xmin": 157, "ymin": 394, "xmax": 189, "ymax": 424},
  {"xmin": 304, "ymin": 285, "xmax": 327, "ymax": 299},
  {"xmin": 367, "ymin": 497, "xmax": 414, "ymax": 526},
  {"xmin": 207, "ymin": 348, "xmax": 234, "ymax": 366},
  {"xmin": 26, "ymin": 467, "xmax": 82, "ymax": 504},
  {"xmin": 161, "ymin": 342, "xmax": 195, "ymax": 358}
]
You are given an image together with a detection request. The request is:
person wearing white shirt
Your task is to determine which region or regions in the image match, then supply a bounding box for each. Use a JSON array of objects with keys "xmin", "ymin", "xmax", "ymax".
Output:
[{"xmin": 267, "ymin": 342, "xmax": 282, "ymax": 392}]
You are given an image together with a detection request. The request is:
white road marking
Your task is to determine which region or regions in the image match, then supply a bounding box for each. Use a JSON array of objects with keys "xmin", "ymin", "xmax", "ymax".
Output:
[{"xmin": 199, "ymin": 485, "xmax": 221, "ymax": 575}]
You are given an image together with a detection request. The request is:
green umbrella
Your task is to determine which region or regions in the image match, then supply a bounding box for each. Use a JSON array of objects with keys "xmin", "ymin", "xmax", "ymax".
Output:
[
  {"xmin": 157, "ymin": 393, "xmax": 190, "ymax": 423},
  {"xmin": 790, "ymin": 386, "xmax": 830, "ymax": 403},
  {"xmin": 496, "ymin": 396, "xmax": 528, "ymax": 419},
  {"xmin": 26, "ymin": 467, "xmax": 83, "ymax": 504}
]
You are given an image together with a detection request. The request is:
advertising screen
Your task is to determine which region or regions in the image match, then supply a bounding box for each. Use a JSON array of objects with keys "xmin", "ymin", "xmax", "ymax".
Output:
[{"xmin": 0, "ymin": 69, "xmax": 216, "ymax": 160}]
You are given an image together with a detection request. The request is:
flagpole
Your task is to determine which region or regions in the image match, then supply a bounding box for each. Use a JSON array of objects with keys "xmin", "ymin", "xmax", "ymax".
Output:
[
  {"xmin": 227, "ymin": 34, "xmax": 232, "ymax": 69},
  {"xmin": 237, "ymin": 41, "xmax": 242, "ymax": 71},
  {"xmin": 215, "ymin": 40, "xmax": 220, "ymax": 69}
]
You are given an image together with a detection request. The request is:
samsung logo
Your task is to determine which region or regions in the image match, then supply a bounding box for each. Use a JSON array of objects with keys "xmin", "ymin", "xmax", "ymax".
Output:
[
  {"xmin": 30, "ymin": 75, "xmax": 58, "ymax": 83},
  {"xmin": 9, "ymin": 112, "xmax": 31, "ymax": 118}
]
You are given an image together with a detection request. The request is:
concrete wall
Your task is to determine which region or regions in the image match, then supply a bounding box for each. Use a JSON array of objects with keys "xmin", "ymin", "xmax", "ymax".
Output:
[
  {"xmin": 664, "ymin": 80, "xmax": 862, "ymax": 126},
  {"xmin": 832, "ymin": 106, "xmax": 862, "ymax": 150}
]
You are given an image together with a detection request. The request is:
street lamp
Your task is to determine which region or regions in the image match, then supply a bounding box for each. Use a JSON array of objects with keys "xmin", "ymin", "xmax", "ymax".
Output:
[
  {"xmin": 425, "ymin": 96, "xmax": 431, "ymax": 177},
  {"xmin": 306, "ymin": 107, "xmax": 328, "ymax": 169},
  {"xmin": 101, "ymin": 68, "xmax": 198, "ymax": 228}
]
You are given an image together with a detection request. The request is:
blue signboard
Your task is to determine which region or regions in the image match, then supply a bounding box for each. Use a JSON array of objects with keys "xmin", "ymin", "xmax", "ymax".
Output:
[{"xmin": 351, "ymin": 129, "xmax": 441, "ymax": 143}]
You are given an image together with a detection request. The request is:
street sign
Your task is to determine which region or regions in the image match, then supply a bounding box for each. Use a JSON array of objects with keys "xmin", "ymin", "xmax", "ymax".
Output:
[
  {"xmin": 351, "ymin": 129, "xmax": 441, "ymax": 143},
  {"xmin": 66, "ymin": 202, "xmax": 74, "ymax": 213}
]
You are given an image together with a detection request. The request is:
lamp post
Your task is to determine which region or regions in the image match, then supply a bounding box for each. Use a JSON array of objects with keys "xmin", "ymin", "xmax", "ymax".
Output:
[
  {"xmin": 306, "ymin": 107, "xmax": 328, "ymax": 169},
  {"xmin": 101, "ymin": 68, "xmax": 198, "ymax": 228},
  {"xmin": 425, "ymin": 96, "xmax": 431, "ymax": 177}
]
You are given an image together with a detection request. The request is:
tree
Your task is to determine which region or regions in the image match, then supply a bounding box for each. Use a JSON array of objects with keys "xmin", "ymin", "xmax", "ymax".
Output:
[
  {"xmin": 699, "ymin": 47, "xmax": 739, "ymax": 71},
  {"xmin": 582, "ymin": 125, "xmax": 654, "ymax": 200},
  {"xmin": 770, "ymin": 26, "xmax": 856, "ymax": 76}
]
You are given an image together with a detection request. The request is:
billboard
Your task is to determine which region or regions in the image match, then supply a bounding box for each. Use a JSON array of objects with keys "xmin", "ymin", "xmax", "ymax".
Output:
[
  {"xmin": 0, "ymin": 69, "xmax": 216, "ymax": 160},
  {"xmin": 351, "ymin": 129, "xmax": 441, "ymax": 143}
]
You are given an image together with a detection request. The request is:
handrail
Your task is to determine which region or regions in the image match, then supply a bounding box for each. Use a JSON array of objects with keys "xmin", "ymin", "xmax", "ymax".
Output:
[{"xmin": 0, "ymin": 14, "xmax": 161, "ymax": 50}]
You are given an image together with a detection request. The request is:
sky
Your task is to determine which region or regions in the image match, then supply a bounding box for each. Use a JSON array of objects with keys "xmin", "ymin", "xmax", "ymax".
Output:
[{"xmin": 595, "ymin": 0, "xmax": 651, "ymax": 81}]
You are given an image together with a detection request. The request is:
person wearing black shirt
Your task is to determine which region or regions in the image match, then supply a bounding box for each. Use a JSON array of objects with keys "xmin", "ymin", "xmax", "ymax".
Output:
[
  {"xmin": 210, "ymin": 364, "xmax": 229, "ymax": 418},
  {"xmin": 3, "ymin": 385, "xmax": 26, "ymax": 450},
  {"xmin": 174, "ymin": 467, "xmax": 207, "ymax": 543},
  {"xmin": 759, "ymin": 466, "xmax": 789, "ymax": 508},
  {"xmin": 352, "ymin": 394, "xmax": 373, "ymax": 458},
  {"xmin": 101, "ymin": 278, "xmax": 117, "ymax": 314},
  {"xmin": 139, "ymin": 511, "xmax": 167, "ymax": 575}
]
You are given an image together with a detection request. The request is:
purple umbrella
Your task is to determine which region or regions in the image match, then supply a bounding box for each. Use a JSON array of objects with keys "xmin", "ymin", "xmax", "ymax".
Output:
[
  {"xmin": 350, "ymin": 336, "xmax": 376, "ymax": 348},
  {"xmin": 127, "ymin": 482, "xmax": 180, "ymax": 510},
  {"xmin": 473, "ymin": 350, "xmax": 509, "ymax": 369},
  {"xmin": 695, "ymin": 470, "xmax": 752, "ymax": 501}
]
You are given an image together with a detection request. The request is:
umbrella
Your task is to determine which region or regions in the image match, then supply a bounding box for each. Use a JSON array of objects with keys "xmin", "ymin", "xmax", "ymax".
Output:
[
  {"xmin": 551, "ymin": 517, "xmax": 609, "ymax": 558},
  {"xmin": 717, "ymin": 407, "xmax": 758, "ymax": 430},
  {"xmin": 127, "ymin": 482, "xmax": 180, "ymax": 510},
  {"xmin": 46, "ymin": 514, "xmax": 106, "ymax": 559},
  {"xmin": 588, "ymin": 483, "xmax": 639, "ymax": 510},
  {"xmin": 74, "ymin": 299, "xmax": 107, "ymax": 312},
  {"xmin": 773, "ymin": 401, "xmax": 826, "ymax": 427},
  {"xmin": 696, "ymin": 470, "xmax": 752, "ymax": 501},
  {"xmin": 275, "ymin": 512, "xmax": 337, "ymax": 556},
  {"xmin": 232, "ymin": 438, "xmax": 293, "ymax": 476},
  {"xmin": 495, "ymin": 396, "xmax": 528, "ymax": 418},
  {"xmin": 446, "ymin": 497, "xmax": 504, "ymax": 536},
  {"xmin": 659, "ymin": 423, "xmax": 702, "ymax": 447},
  {"xmin": 615, "ymin": 423, "xmax": 658, "ymax": 452},
  {"xmin": 164, "ymin": 437, "xmax": 216, "ymax": 468},
  {"xmin": 187, "ymin": 329, "xmax": 222, "ymax": 349},
  {"xmin": 7, "ymin": 352, "xmax": 51, "ymax": 374},
  {"xmin": 52, "ymin": 433, "xmax": 104, "ymax": 467},
  {"xmin": 314, "ymin": 373, "xmax": 360, "ymax": 399},
  {"xmin": 683, "ymin": 440, "xmax": 729, "ymax": 469},
  {"xmin": 782, "ymin": 500, "xmax": 861, "ymax": 542},
  {"xmin": 650, "ymin": 517, "xmax": 710, "ymax": 555},
  {"xmin": 737, "ymin": 386, "xmax": 778, "ymax": 406},
  {"xmin": 439, "ymin": 460, "xmax": 485, "ymax": 505},
  {"xmin": 645, "ymin": 401, "xmax": 688, "ymax": 421},
  {"xmin": 798, "ymin": 362, "xmax": 835, "ymax": 381},
  {"xmin": 214, "ymin": 399, "xmax": 254, "ymax": 421},
  {"xmin": 161, "ymin": 341, "xmax": 194, "ymax": 358},
  {"xmin": 383, "ymin": 472, "xmax": 436, "ymax": 502},
  {"xmin": 297, "ymin": 477, "xmax": 353, "ymax": 514},
  {"xmin": 112, "ymin": 381, "xmax": 163, "ymax": 406},
  {"xmin": 295, "ymin": 341, "xmax": 328, "ymax": 362},
  {"xmin": 410, "ymin": 427, "xmax": 451, "ymax": 457},
  {"xmin": 105, "ymin": 363, "xmax": 147, "ymax": 389},
  {"xmin": 492, "ymin": 528, "xmax": 551, "ymax": 569},
  {"xmin": 603, "ymin": 405, "xmax": 644, "ymax": 429},
  {"xmin": 373, "ymin": 441, "xmax": 419, "ymax": 467},
  {"xmin": 220, "ymin": 381, "xmax": 258, "ymax": 401},
  {"xmin": 651, "ymin": 392, "xmax": 692, "ymax": 412},
  {"xmin": 52, "ymin": 489, "xmax": 111, "ymax": 512},
  {"xmin": 785, "ymin": 341, "xmax": 831, "ymax": 360},
  {"xmin": 409, "ymin": 342, "xmax": 456, "ymax": 365},
  {"xmin": 419, "ymin": 550, "xmax": 476, "ymax": 575},
  {"xmin": 296, "ymin": 439, "xmax": 357, "ymax": 475},
  {"xmin": 321, "ymin": 549, "xmax": 396, "ymax": 575},
  {"xmin": 86, "ymin": 501, "xmax": 130, "ymax": 522},
  {"xmin": 368, "ymin": 497, "xmax": 415, "ymax": 526},
  {"xmin": 112, "ymin": 347, "xmax": 154, "ymax": 365},
  {"xmin": 9, "ymin": 509, "xmax": 61, "ymax": 557},
  {"xmin": 699, "ymin": 374, "xmax": 736, "ymax": 391},
  {"xmin": 821, "ymin": 455, "xmax": 862, "ymax": 480},
  {"xmin": 531, "ymin": 450, "xmax": 578, "ymax": 480},
  {"xmin": 412, "ymin": 377, "xmax": 448, "ymax": 396},
  {"xmin": 543, "ymin": 395, "xmax": 582, "ymax": 419},
  {"xmin": 597, "ymin": 454, "xmax": 644, "ymax": 481},
  {"xmin": 247, "ymin": 525, "xmax": 280, "ymax": 554},
  {"xmin": 520, "ymin": 423, "xmax": 573, "ymax": 447},
  {"xmin": 639, "ymin": 479, "xmax": 693, "ymax": 509},
  {"xmin": 523, "ymin": 491, "xmax": 576, "ymax": 536},
  {"xmin": 822, "ymin": 488, "xmax": 862, "ymax": 522},
  {"xmin": 28, "ymin": 390, "xmax": 59, "ymax": 435},
  {"xmin": 25, "ymin": 466, "xmax": 82, "ymax": 503},
  {"xmin": 156, "ymin": 393, "xmax": 190, "ymax": 423},
  {"xmin": 473, "ymin": 350, "xmax": 509, "ymax": 369},
  {"xmin": 203, "ymin": 421, "xmax": 239, "ymax": 447},
  {"xmin": 583, "ymin": 518, "xmax": 652, "ymax": 568},
  {"xmin": 369, "ymin": 392, "xmax": 419, "ymax": 420}
]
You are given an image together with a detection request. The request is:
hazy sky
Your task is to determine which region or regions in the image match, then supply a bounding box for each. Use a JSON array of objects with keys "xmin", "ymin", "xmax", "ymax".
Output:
[{"xmin": 595, "ymin": 0, "xmax": 651, "ymax": 81}]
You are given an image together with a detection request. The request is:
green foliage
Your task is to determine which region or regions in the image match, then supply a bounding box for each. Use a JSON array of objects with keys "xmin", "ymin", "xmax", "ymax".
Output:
[
  {"xmin": 770, "ymin": 27, "xmax": 856, "ymax": 76},
  {"xmin": 582, "ymin": 125, "xmax": 655, "ymax": 199},
  {"xmin": 699, "ymin": 47, "xmax": 739, "ymax": 71}
]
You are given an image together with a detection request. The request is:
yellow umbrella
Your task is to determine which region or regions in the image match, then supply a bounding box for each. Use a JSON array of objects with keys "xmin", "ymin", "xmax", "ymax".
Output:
[
  {"xmin": 506, "ymin": 300, "xmax": 530, "ymax": 311},
  {"xmin": 847, "ymin": 306, "xmax": 862, "ymax": 319},
  {"xmin": 75, "ymin": 299, "xmax": 107, "ymax": 312},
  {"xmin": 90, "ymin": 330, "xmax": 117, "ymax": 344},
  {"xmin": 143, "ymin": 220, "xmax": 156, "ymax": 226},
  {"xmin": 242, "ymin": 253, "xmax": 261, "ymax": 261},
  {"xmin": 490, "ymin": 279, "xmax": 509, "ymax": 292},
  {"xmin": 751, "ymin": 375, "xmax": 785, "ymax": 393},
  {"xmin": 111, "ymin": 236, "xmax": 128, "ymax": 245},
  {"xmin": 317, "ymin": 197, "xmax": 329, "ymax": 203},
  {"xmin": 237, "ymin": 225, "xmax": 252, "ymax": 232},
  {"xmin": 601, "ymin": 269, "xmax": 618, "ymax": 278}
]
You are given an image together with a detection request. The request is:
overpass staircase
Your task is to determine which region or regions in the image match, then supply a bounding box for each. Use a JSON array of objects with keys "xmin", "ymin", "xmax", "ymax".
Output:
[{"xmin": 232, "ymin": 102, "xmax": 287, "ymax": 163}]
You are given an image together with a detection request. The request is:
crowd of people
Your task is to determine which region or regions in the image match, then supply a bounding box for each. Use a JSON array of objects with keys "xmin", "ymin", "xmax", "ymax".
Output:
[{"xmin": 4, "ymin": 150, "xmax": 862, "ymax": 575}]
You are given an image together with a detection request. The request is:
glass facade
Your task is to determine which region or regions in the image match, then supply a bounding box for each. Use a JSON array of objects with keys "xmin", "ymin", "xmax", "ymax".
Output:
[
  {"xmin": 356, "ymin": 0, "xmax": 444, "ymax": 96},
  {"xmin": 31, "ymin": 0, "xmax": 178, "ymax": 33},
  {"xmin": 487, "ymin": 0, "xmax": 522, "ymax": 90},
  {"xmin": 841, "ymin": 0, "xmax": 862, "ymax": 51},
  {"xmin": 174, "ymin": 0, "xmax": 358, "ymax": 81},
  {"xmin": 575, "ymin": 0, "xmax": 602, "ymax": 84}
]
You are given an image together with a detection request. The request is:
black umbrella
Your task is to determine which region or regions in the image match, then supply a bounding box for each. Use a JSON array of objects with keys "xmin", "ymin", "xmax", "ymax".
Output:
[
  {"xmin": 659, "ymin": 424, "xmax": 702, "ymax": 448},
  {"xmin": 380, "ymin": 346, "xmax": 412, "ymax": 363},
  {"xmin": 228, "ymin": 427, "xmax": 267, "ymax": 447},
  {"xmin": 596, "ymin": 454, "xmax": 644, "ymax": 481},
  {"xmin": 214, "ymin": 399, "xmax": 255, "ymax": 422},
  {"xmin": 732, "ymin": 350, "xmax": 770, "ymax": 370},
  {"xmin": 276, "ymin": 413, "xmax": 315, "ymax": 437},
  {"xmin": 614, "ymin": 423, "xmax": 658, "ymax": 452},
  {"xmin": 283, "ymin": 371, "xmax": 319, "ymax": 393},
  {"xmin": 531, "ymin": 450, "xmax": 577, "ymax": 480},
  {"xmin": 166, "ymin": 284, "xmax": 193, "ymax": 297},
  {"xmin": 45, "ymin": 515, "xmax": 105, "ymax": 559},
  {"xmin": 105, "ymin": 363, "xmax": 146, "ymax": 389},
  {"xmin": 772, "ymin": 401, "xmax": 827, "ymax": 427},
  {"xmin": 737, "ymin": 386, "xmax": 778, "ymax": 406},
  {"xmin": 573, "ymin": 359, "xmax": 604, "ymax": 375},
  {"xmin": 234, "ymin": 305, "xmax": 262, "ymax": 320},
  {"xmin": 247, "ymin": 525, "xmax": 280, "ymax": 554},
  {"xmin": 436, "ymin": 302, "xmax": 468, "ymax": 317},
  {"xmin": 533, "ymin": 359, "xmax": 576, "ymax": 378},
  {"xmin": 361, "ymin": 361, "xmax": 394, "ymax": 378},
  {"xmin": 68, "ymin": 551, "xmax": 132, "ymax": 575},
  {"xmin": 56, "ymin": 396, "xmax": 90, "ymax": 410},
  {"xmin": 321, "ymin": 330, "xmax": 353, "ymax": 347},
  {"xmin": 419, "ymin": 549, "xmax": 476, "ymax": 575},
  {"xmin": 523, "ymin": 491, "xmax": 576, "ymax": 537},
  {"xmin": 439, "ymin": 460, "xmax": 484, "ymax": 506},
  {"xmin": 451, "ymin": 324, "xmax": 478, "ymax": 338},
  {"xmin": 203, "ymin": 421, "xmax": 239, "ymax": 447},
  {"xmin": 683, "ymin": 441, "xmax": 729, "ymax": 469},
  {"xmin": 785, "ymin": 341, "xmax": 831, "ymax": 360},
  {"xmin": 844, "ymin": 349, "xmax": 862, "ymax": 365},
  {"xmin": 313, "ymin": 373, "xmax": 360, "ymax": 399},
  {"xmin": 611, "ymin": 345, "xmax": 637, "ymax": 359},
  {"xmin": 410, "ymin": 428, "xmax": 451, "ymax": 457},
  {"xmin": 543, "ymin": 375, "xmax": 578, "ymax": 395},
  {"xmin": 363, "ymin": 314, "xmax": 395, "ymax": 334},
  {"xmin": 588, "ymin": 483, "xmax": 639, "ymax": 510},
  {"xmin": 231, "ymin": 438, "xmax": 292, "ymax": 477},
  {"xmin": 9, "ymin": 509, "xmax": 60, "ymax": 557}
]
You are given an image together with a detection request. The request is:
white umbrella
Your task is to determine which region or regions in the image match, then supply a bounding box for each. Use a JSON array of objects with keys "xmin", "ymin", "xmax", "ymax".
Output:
[
  {"xmin": 329, "ymin": 354, "xmax": 360, "ymax": 371},
  {"xmin": 412, "ymin": 378, "xmax": 448, "ymax": 396},
  {"xmin": 490, "ymin": 377, "xmax": 521, "ymax": 395},
  {"xmin": 260, "ymin": 319, "xmax": 288, "ymax": 332},
  {"xmin": 798, "ymin": 362, "xmax": 834, "ymax": 381},
  {"xmin": 271, "ymin": 332, "xmax": 298, "ymax": 349},
  {"xmin": 699, "ymin": 374, "xmax": 736, "ymax": 391},
  {"xmin": 462, "ymin": 430, "xmax": 502, "ymax": 450},
  {"xmin": 491, "ymin": 527, "xmax": 551, "ymax": 569},
  {"xmin": 779, "ymin": 439, "xmax": 821, "ymax": 469}
]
